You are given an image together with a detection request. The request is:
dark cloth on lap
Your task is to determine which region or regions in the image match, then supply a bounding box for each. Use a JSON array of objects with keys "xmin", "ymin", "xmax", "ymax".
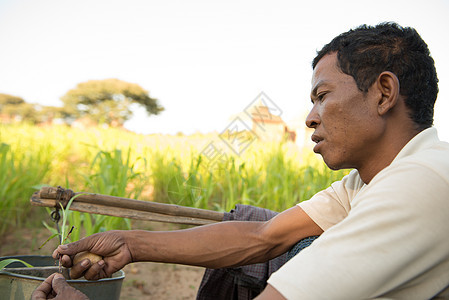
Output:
[{"xmin": 196, "ymin": 204, "xmax": 319, "ymax": 300}]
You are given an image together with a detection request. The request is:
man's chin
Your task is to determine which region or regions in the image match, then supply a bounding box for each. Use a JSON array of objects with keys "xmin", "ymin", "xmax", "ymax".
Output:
[
  {"xmin": 327, "ymin": 164, "xmax": 341, "ymax": 171},
  {"xmin": 322, "ymin": 156, "xmax": 342, "ymax": 171},
  {"xmin": 323, "ymin": 159, "xmax": 353, "ymax": 171}
]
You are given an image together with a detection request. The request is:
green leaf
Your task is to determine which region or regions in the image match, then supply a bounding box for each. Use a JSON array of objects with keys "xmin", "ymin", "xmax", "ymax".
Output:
[
  {"xmin": 31, "ymin": 184, "xmax": 50, "ymax": 190},
  {"xmin": 0, "ymin": 259, "xmax": 33, "ymax": 270},
  {"xmin": 59, "ymin": 193, "xmax": 87, "ymax": 245},
  {"xmin": 38, "ymin": 233, "xmax": 59, "ymax": 249}
]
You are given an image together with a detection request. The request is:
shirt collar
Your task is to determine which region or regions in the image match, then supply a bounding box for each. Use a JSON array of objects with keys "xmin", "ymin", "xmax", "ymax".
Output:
[{"xmin": 392, "ymin": 127, "xmax": 440, "ymax": 163}]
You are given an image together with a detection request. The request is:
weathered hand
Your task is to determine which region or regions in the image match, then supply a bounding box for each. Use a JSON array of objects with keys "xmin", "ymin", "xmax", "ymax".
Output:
[
  {"xmin": 52, "ymin": 230, "xmax": 132, "ymax": 280},
  {"xmin": 31, "ymin": 273, "xmax": 89, "ymax": 300}
]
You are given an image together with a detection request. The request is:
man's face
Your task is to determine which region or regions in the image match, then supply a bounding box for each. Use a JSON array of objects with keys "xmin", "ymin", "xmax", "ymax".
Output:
[{"xmin": 306, "ymin": 53, "xmax": 382, "ymax": 171}]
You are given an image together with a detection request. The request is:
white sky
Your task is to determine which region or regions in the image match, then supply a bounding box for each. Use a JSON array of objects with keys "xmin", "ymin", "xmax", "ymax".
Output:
[{"xmin": 0, "ymin": 0, "xmax": 448, "ymax": 141}]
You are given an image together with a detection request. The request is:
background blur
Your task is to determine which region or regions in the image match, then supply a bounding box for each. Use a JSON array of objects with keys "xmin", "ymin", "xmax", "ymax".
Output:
[{"xmin": 1, "ymin": 0, "xmax": 448, "ymax": 140}]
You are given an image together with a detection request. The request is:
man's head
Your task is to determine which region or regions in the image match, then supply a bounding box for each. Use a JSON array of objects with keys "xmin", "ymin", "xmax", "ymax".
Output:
[{"xmin": 312, "ymin": 22, "xmax": 438, "ymax": 130}]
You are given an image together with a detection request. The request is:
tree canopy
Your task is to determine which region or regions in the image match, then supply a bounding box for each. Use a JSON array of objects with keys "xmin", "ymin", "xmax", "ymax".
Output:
[
  {"xmin": 0, "ymin": 93, "xmax": 28, "ymax": 121},
  {"xmin": 0, "ymin": 93, "xmax": 25, "ymax": 108},
  {"xmin": 0, "ymin": 93, "xmax": 64, "ymax": 124},
  {"xmin": 61, "ymin": 79, "xmax": 164, "ymax": 126}
]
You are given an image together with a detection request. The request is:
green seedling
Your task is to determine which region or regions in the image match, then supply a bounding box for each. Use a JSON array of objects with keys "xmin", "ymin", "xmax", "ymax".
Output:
[
  {"xmin": 39, "ymin": 192, "xmax": 103, "ymax": 273},
  {"xmin": 38, "ymin": 193, "xmax": 88, "ymax": 272},
  {"xmin": 0, "ymin": 258, "xmax": 33, "ymax": 271},
  {"xmin": 39, "ymin": 193, "xmax": 83, "ymax": 249}
]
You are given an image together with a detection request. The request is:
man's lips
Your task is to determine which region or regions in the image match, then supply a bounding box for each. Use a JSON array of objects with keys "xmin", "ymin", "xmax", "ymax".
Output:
[
  {"xmin": 311, "ymin": 134, "xmax": 323, "ymax": 144},
  {"xmin": 311, "ymin": 134, "xmax": 323, "ymax": 152}
]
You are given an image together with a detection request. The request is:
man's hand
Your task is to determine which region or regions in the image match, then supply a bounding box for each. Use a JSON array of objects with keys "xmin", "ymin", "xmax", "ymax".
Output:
[
  {"xmin": 31, "ymin": 273, "xmax": 89, "ymax": 300},
  {"xmin": 52, "ymin": 230, "xmax": 132, "ymax": 280}
]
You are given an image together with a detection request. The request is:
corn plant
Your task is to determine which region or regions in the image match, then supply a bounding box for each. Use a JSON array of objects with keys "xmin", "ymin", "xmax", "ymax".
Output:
[
  {"xmin": 79, "ymin": 148, "xmax": 148, "ymax": 232},
  {"xmin": 40, "ymin": 193, "xmax": 83, "ymax": 247},
  {"xmin": 0, "ymin": 141, "xmax": 52, "ymax": 235},
  {"xmin": 0, "ymin": 123, "xmax": 350, "ymax": 235},
  {"xmin": 149, "ymin": 142, "xmax": 349, "ymax": 213}
]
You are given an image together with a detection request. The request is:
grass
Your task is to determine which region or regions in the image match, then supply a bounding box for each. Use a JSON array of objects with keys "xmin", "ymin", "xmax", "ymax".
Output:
[{"xmin": 0, "ymin": 123, "xmax": 350, "ymax": 240}]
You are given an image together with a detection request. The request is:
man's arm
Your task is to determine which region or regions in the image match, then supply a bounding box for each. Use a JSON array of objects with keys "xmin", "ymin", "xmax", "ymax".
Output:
[
  {"xmin": 128, "ymin": 205, "xmax": 323, "ymax": 268},
  {"xmin": 55, "ymin": 206, "xmax": 323, "ymax": 279}
]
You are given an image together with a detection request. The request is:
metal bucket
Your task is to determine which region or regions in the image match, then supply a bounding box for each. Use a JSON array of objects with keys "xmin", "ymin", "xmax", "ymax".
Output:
[{"xmin": 0, "ymin": 255, "xmax": 124, "ymax": 300}]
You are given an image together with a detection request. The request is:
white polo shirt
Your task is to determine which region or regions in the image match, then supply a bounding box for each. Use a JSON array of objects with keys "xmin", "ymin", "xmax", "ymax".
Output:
[{"xmin": 268, "ymin": 127, "xmax": 449, "ymax": 299}]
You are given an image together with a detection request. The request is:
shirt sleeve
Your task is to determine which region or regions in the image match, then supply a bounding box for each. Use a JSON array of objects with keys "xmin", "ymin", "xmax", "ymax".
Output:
[
  {"xmin": 270, "ymin": 161, "xmax": 449, "ymax": 299},
  {"xmin": 298, "ymin": 169, "xmax": 364, "ymax": 231}
]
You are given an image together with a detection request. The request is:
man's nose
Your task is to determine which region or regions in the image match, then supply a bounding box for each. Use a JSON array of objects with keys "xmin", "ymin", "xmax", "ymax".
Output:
[{"xmin": 305, "ymin": 105, "xmax": 320, "ymax": 128}]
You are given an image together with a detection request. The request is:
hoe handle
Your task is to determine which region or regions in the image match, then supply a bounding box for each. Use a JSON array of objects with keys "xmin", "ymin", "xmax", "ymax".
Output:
[{"xmin": 31, "ymin": 186, "xmax": 224, "ymax": 226}]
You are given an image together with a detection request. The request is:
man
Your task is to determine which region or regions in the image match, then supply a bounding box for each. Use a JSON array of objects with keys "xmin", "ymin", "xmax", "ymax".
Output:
[{"xmin": 51, "ymin": 22, "xmax": 448, "ymax": 299}]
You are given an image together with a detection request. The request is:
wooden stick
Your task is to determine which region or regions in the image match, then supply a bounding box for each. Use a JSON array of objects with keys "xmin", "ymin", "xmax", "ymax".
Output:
[
  {"xmin": 31, "ymin": 196, "xmax": 219, "ymax": 226},
  {"xmin": 31, "ymin": 187, "xmax": 224, "ymax": 225}
]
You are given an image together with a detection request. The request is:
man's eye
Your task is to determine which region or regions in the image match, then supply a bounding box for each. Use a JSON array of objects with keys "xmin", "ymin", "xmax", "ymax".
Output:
[
  {"xmin": 317, "ymin": 93, "xmax": 326, "ymax": 101},
  {"xmin": 311, "ymin": 92, "xmax": 327, "ymax": 104}
]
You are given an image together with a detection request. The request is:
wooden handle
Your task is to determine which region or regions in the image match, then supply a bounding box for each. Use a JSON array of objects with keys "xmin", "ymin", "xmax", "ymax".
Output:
[{"xmin": 31, "ymin": 187, "xmax": 224, "ymax": 226}]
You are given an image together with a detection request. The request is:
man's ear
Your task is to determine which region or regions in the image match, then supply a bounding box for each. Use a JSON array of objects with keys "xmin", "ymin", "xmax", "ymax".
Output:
[{"xmin": 376, "ymin": 71, "xmax": 400, "ymax": 116}]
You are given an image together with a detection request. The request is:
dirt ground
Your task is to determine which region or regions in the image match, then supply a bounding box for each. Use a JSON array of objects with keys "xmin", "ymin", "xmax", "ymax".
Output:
[
  {"xmin": 120, "ymin": 262, "xmax": 204, "ymax": 299},
  {"xmin": 0, "ymin": 219, "xmax": 206, "ymax": 300}
]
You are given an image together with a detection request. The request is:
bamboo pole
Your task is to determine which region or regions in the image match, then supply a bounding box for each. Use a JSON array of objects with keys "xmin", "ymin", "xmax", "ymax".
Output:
[{"xmin": 30, "ymin": 186, "xmax": 224, "ymax": 226}]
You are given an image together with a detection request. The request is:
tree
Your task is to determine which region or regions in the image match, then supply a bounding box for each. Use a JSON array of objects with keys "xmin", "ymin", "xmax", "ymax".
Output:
[
  {"xmin": 0, "ymin": 93, "xmax": 65, "ymax": 124},
  {"xmin": 0, "ymin": 93, "xmax": 25, "ymax": 109},
  {"xmin": 2, "ymin": 102, "xmax": 36, "ymax": 122},
  {"xmin": 0, "ymin": 93, "xmax": 27, "ymax": 122},
  {"xmin": 61, "ymin": 79, "xmax": 164, "ymax": 127}
]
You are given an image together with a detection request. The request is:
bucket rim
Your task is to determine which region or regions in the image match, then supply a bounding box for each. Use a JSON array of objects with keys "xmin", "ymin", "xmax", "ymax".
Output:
[{"xmin": 0, "ymin": 255, "xmax": 125, "ymax": 282}]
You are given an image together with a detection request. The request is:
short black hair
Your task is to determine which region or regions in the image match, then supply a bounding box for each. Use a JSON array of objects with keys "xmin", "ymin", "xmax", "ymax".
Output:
[{"xmin": 313, "ymin": 22, "xmax": 439, "ymax": 129}]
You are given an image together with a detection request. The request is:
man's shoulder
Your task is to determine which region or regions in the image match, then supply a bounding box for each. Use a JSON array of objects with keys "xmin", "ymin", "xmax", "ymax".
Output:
[
  {"xmin": 364, "ymin": 139, "xmax": 449, "ymax": 206},
  {"xmin": 397, "ymin": 139, "xmax": 449, "ymax": 178},
  {"xmin": 392, "ymin": 127, "xmax": 448, "ymax": 169},
  {"xmin": 352, "ymin": 145, "xmax": 449, "ymax": 215}
]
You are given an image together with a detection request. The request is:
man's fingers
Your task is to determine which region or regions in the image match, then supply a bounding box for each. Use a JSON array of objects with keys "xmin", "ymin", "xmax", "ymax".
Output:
[
  {"xmin": 57, "ymin": 254, "xmax": 73, "ymax": 268},
  {"xmin": 83, "ymin": 260, "xmax": 106, "ymax": 281},
  {"xmin": 31, "ymin": 273, "xmax": 57, "ymax": 300},
  {"xmin": 69, "ymin": 258, "xmax": 111, "ymax": 281},
  {"xmin": 69, "ymin": 258, "xmax": 92, "ymax": 279},
  {"xmin": 52, "ymin": 238, "xmax": 94, "ymax": 268},
  {"xmin": 51, "ymin": 273, "xmax": 69, "ymax": 293},
  {"xmin": 53, "ymin": 241, "xmax": 82, "ymax": 258},
  {"xmin": 51, "ymin": 272, "xmax": 90, "ymax": 300}
]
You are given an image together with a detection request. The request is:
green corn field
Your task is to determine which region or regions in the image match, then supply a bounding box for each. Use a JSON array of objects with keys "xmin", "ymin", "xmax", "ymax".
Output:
[{"xmin": 0, "ymin": 123, "xmax": 349, "ymax": 239}]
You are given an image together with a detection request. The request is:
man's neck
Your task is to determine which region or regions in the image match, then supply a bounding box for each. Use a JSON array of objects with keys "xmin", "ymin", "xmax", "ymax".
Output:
[{"xmin": 358, "ymin": 125, "xmax": 421, "ymax": 184}]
